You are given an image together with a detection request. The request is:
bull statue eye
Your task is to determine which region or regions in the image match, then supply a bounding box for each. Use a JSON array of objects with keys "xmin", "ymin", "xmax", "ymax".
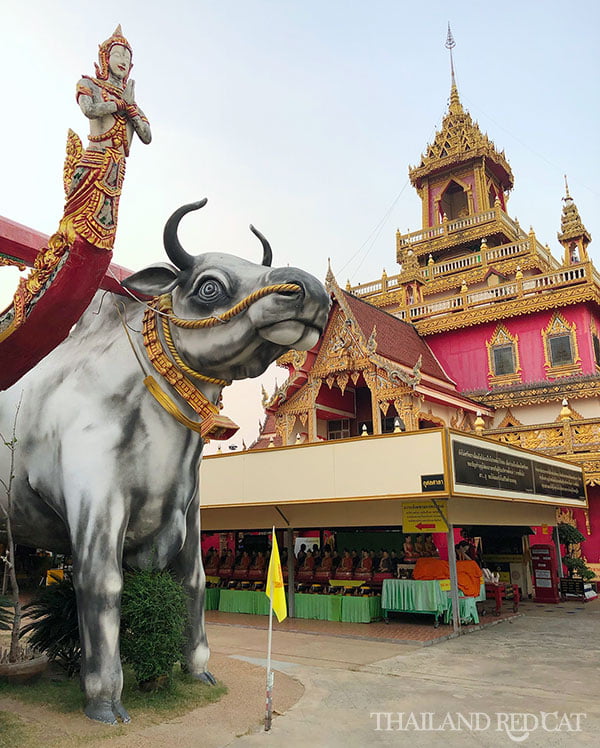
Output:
[{"xmin": 196, "ymin": 277, "xmax": 224, "ymax": 303}]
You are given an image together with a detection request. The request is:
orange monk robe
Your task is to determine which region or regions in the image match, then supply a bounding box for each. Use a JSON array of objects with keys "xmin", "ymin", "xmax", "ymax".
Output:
[
  {"xmin": 456, "ymin": 560, "xmax": 483, "ymax": 597},
  {"xmin": 413, "ymin": 557, "xmax": 450, "ymax": 580}
]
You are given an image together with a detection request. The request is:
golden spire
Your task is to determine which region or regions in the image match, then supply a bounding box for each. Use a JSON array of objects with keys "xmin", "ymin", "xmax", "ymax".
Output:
[
  {"xmin": 558, "ymin": 176, "xmax": 591, "ymax": 261},
  {"xmin": 445, "ymin": 24, "xmax": 461, "ymax": 114},
  {"xmin": 408, "ymin": 31, "xmax": 513, "ymax": 191},
  {"xmin": 445, "ymin": 23, "xmax": 457, "ymax": 88}
]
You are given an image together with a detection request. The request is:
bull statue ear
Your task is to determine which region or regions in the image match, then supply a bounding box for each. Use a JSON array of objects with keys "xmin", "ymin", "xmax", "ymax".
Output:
[{"xmin": 121, "ymin": 263, "xmax": 180, "ymax": 296}]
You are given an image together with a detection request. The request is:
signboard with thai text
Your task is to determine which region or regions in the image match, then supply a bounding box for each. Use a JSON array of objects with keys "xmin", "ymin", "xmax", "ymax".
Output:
[
  {"xmin": 449, "ymin": 433, "xmax": 587, "ymax": 507},
  {"xmin": 402, "ymin": 500, "xmax": 449, "ymax": 533}
]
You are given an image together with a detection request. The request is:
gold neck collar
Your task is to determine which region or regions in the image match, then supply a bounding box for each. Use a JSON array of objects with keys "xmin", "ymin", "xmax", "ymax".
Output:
[{"xmin": 141, "ymin": 300, "xmax": 238, "ymax": 440}]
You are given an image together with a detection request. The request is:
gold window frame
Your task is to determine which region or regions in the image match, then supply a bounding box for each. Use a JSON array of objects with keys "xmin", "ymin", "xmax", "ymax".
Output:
[
  {"xmin": 486, "ymin": 324, "xmax": 522, "ymax": 386},
  {"xmin": 542, "ymin": 312, "xmax": 582, "ymax": 377}
]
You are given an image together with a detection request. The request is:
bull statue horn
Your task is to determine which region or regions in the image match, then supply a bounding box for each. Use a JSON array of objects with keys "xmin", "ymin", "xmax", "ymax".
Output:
[
  {"xmin": 250, "ymin": 224, "xmax": 272, "ymax": 267},
  {"xmin": 163, "ymin": 199, "xmax": 207, "ymax": 269}
]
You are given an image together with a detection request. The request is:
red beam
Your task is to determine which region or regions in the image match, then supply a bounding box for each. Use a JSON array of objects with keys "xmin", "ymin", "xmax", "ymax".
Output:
[{"xmin": 0, "ymin": 215, "xmax": 132, "ymax": 295}]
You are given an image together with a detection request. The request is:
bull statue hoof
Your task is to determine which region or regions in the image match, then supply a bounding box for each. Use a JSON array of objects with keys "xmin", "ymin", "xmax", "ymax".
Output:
[
  {"xmin": 112, "ymin": 700, "xmax": 132, "ymax": 724},
  {"xmin": 194, "ymin": 670, "xmax": 217, "ymax": 686},
  {"xmin": 84, "ymin": 699, "xmax": 118, "ymax": 725}
]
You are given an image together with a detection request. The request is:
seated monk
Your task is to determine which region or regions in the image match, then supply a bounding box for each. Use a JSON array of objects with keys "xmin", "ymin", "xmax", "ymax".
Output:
[
  {"xmin": 301, "ymin": 550, "xmax": 315, "ymax": 571},
  {"xmin": 340, "ymin": 550, "xmax": 354, "ymax": 572},
  {"xmin": 356, "ymin": 550, "xmax": 373, "ymax": 573},
  {"xmin": 423, "ymin": 534, "xmax": 439, "ymax": 557},
  {"xmin": 250, "ymin": 551, "xmax": 266, "ymax": 571},
  {"xmin": 414, "ymin": 535, "xmax": 425, "ymax": 557},
  {"xmin": 236, "ymin": 551, "xmax": 251, "ymax": 570},
  {"xmin": 403, "ymin": 535, "xmax": 418, "ymax": 561},
  {"xmin": 316, "ymin": 549, "xmax": 333, "ymax": 572},
  {"xmin": 377, "ymin": 550, "xmax": 392, "ymax": 573},
  {"xmin": 220, "ymin": 549, "xmax": 234, "ymax": 569}
]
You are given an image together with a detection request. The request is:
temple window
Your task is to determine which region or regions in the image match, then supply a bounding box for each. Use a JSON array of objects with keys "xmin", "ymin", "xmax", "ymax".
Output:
[
  {"xmin": 549, "ymin": 335, "xmax": 573, "ymax": 366},
  {"xmin": 493, "ymin": 344, "xmax": 516, "ymax": 375},
  {"xmin": 486, "ymin": 324, "xmax": 522, "ymax": 386},
  {"xmin": 327, "ymin": 419, "xmax": 351, "ymax": 440},
  {"xmin": 542, "ymin": 313, "xmax": 582, "ymax": 377},
  {"xmin": 440, "ymin": 180, "xmax": 469, "ymax": 220}
]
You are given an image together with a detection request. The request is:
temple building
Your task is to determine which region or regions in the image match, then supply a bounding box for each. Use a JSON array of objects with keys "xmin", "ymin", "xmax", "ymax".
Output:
[{"xmin": 251, "ymin": 76, "xmax": 600, "ymax": 571}]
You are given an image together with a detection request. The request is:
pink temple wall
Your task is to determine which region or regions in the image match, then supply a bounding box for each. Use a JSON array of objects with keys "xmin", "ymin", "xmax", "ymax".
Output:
[{"xmin": 427, "ymin": 305, "xmax": 596, "ymax": 392}]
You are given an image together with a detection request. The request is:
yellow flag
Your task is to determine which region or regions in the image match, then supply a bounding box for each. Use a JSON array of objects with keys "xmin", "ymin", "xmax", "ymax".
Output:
[{"xmin": 266, "ymin": 532, "xmax": 287, "ymax": 622}]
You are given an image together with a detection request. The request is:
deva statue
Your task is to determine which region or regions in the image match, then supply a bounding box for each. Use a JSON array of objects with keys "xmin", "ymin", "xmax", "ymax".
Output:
[
  {"xmin": 60, "ymin": 25, "xmax": 152, "ymax": 250},
  {"xmin": 0, "ymin": 26, "xmax": 152, "ymax": 389}
]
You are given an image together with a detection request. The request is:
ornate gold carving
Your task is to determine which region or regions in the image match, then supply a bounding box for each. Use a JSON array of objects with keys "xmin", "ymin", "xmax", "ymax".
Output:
[
  {"xmin": 276, "ymin": 349, "xmax": 307, "ymax": 369},
  {"xmin": 496, "ymin": 408, "xmax": 523, "ymax": 428},
  {"xmin": 0, "ymin": 256, "xmax": 26, "ymax": 271},
  {"xmin": 336, "ymin": 372, "xmax": 349, "ymax": 396},
  {"xmin": 486, "ymin": 324, "xmax": 522, "ymax": 386},
  {"xmin": 487, "ymin": 417, "xmax": 600, "ymax": 486},
  {"xmin": 63, "ymin": 129, "xmax": 84, "ymax": 194},
  {"xmin": 0, "ymin": 233, "xmax": 70, "ymax": 344},
  {"xmin": 472, "ymin": 378, "xmax": 600, "ymax": 408},
  {"xmin": 414, "ymin": 283, "xmax": 599, "ymax": 336},
  {"xmin": 408, "ymin": 84, "xmax": 513, "ymax": 191}
]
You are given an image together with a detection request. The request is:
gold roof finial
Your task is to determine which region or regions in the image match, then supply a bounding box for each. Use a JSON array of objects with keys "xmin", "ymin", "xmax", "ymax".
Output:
[
  {"xmin": 445, "ymin": 23, "xmax": 457, "ymax": 88},
  {"xmin": 564, "ymin": 174, "xmax": 571, "ymax": 200}
]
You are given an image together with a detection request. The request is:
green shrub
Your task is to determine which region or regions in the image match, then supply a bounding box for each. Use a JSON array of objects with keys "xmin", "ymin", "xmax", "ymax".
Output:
[
  {"xmin": 20, "ymin": 573, "xmax": 81, "ymax": 676},
  {"xmin": 120, "ymin": 569, "xmax": 187, "ymax": 687}
]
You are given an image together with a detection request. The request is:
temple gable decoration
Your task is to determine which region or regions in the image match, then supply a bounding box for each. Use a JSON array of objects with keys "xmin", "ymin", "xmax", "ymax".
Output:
[{"xmin": 255, "ymin": 268, "xmax": 490, "ymax": 447}]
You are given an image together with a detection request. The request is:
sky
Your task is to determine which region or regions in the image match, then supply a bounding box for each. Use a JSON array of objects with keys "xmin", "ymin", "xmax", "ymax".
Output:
[{"xmin": 1, "ymin": 0, "xmax": 599, "ymax": 452}]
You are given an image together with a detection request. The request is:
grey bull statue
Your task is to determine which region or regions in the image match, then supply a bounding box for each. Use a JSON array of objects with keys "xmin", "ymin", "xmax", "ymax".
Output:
[{"xmin": 0, "ymin": 200, "xmax": 330, "ymax": 724}]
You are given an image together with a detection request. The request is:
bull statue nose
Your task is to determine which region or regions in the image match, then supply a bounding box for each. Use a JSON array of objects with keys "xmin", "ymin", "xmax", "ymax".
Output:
[{"xmin": 252, "ymin": 265, "xmax": 330, "ymax": 349}]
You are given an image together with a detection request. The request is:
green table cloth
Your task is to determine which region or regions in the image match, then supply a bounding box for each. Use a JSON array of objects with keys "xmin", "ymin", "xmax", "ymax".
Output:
[
  {"xmin": 205, "ymin": 587, "xmax": 221, "ymax": 610},
  {"xmin": 340, "ymin": 595, "xmax": 382, "ymax": 623},
  {"xmin": 294, "ymin": 593, "xmax": 342, "ymax": 621},
  {"xmin": 218, "ymin": 589, "xmax": 271, "ymax": 615},
  {"xmin": 381, "ymin": 580, "xmax": 447, "ymax": 617}
]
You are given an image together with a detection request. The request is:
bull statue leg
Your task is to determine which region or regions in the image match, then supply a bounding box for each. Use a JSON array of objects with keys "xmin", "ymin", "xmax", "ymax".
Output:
[
  {"xmin": 171, "ymin": 492, "xmax": 215, "ymax": 684},
  {"xmin": 68, "ymin": 497, "xmax": 130, "ymax": 724}
]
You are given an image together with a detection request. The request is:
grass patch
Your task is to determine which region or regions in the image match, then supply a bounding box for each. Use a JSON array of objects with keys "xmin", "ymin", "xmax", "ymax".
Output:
[
  {"xmin": 0, "ymin": 711, "xmax": 35, "ymax": 747},
  {"xmin": 0, "ymin": 665, "xmax": 227, "ymax": 720}
]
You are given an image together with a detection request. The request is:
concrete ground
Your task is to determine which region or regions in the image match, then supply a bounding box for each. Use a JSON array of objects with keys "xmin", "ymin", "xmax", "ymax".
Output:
[{"xmin": 208, "ymin": 598, "xmax": 600, "ymax": 747}]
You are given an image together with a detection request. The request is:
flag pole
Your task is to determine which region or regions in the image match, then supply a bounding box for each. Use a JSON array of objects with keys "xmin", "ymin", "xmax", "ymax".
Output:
[{"xmin": 264, "ymin": 526, "xmax": 275, "ymax": 731}]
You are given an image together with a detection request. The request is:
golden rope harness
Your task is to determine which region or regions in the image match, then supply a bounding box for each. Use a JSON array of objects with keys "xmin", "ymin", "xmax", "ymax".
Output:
[
  {"xmin": 140, "ymin": 282, "xmax": 302, "ymax": 439},
  {"xmin": 157, "ymin": 283, "xmax": 302, "ymax": 329}
]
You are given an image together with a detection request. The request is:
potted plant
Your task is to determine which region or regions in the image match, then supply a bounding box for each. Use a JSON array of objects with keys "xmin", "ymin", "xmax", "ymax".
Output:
[
  {"xmin": 0, "ymin": 400, "xmax": 48, "ymax": 682},
  {"xmin": 557, "ymin": 522, "xmax": 596, "ymax": 602}
]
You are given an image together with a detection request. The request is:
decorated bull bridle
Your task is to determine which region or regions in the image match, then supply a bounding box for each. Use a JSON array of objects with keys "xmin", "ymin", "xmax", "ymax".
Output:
[
  {"xmin": 141, "ymin": 283, "xmax": 300, "ymax": 440},
  {"xmin": 130, "ymin": 199, "xmax": 303, "ymax": 441}
]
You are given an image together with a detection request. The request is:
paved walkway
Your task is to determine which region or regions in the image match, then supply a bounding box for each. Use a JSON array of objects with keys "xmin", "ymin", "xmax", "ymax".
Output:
[
  {"xmin": 208, "ymin": 598, "xmax": 600, "ymax": 747},
  {"xmin": 205, "ymin": 599, "xmax": 518, "ymax": 645}
]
